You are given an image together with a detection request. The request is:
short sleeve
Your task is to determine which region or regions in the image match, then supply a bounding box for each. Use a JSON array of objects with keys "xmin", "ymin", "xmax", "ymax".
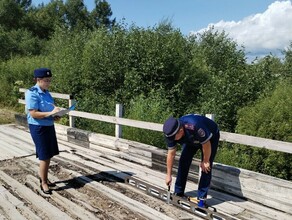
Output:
[
  {"xmin": 165, "ymin": 137, "xmax": 177, "ymax": 149},
  {"xmin": 25, "ymin": 90, "xmax": 39, "ymax": 111},
  {"xmin": 196, "ymin": 125, "xmax": 212, "ymax": 144}
]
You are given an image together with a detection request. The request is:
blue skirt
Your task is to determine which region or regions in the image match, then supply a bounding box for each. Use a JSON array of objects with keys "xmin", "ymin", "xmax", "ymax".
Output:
[{"xmin": 29, "ymin": 124, "xmax": 59, "ymax": 160}]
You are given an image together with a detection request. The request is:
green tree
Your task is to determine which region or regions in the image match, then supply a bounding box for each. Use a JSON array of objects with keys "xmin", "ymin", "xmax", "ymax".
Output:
[
  {"xmin": 0, "ymin": 26, "xmax": 43, "ymax": 60},
  {"xmin": 195, "ymin": 28, "xmax": 247, "ymax": 131},
  {"xmin": 122, "ymin": 22, "xmax": 192, "ymax": 110},
  {"xmin": 124, "ymin": 90, "xmax": 173, "ymax": 147},
  {"xmin": 283, "ymin": 42, "xmax": 292, "ymax": 78},
  {"xmin": 0, "ymin": 0, "xmax": 24, "ymax": 30},
  {"xmin": 235, "ymin": 81, "xmax": 292, "ymax": 179},
  {"xmin": 64, "ymin": 0, "xmax": 91, "ymax": 30},
  {"xmin": 46, "ymin": 27, "xmax": 89, "ymax": 97},
  {"xmin": 16, "ymin": 0, "xmax": 32, "ymax": 11},
  {"xmin": 90, "ymin": 0, "xmax": 115, "ymax": 29},
  {"xmin": 247, "ymin": 55, "xmax": 284, "ymax": 98},
  {"xmin": 25, "ymin": 0, "xmax": 66, "ymax": 39}
]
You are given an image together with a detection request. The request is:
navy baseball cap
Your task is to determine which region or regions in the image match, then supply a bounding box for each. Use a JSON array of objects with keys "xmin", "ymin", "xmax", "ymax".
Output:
[
  {"xmin": 163, "ymin": 116, "xmax": 181, "ymax": 138},
  {"xmin": 34, "ymin": 68, "xmax": 52, "ymax": 78}
]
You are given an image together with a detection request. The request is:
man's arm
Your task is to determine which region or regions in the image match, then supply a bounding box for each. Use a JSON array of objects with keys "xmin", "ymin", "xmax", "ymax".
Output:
[
  {"xmin": 165, "ymin": 147, "xmax": 176, "ymax": 186},
  {"xmin": 201, "ymin": 140, "xmax": 211, "ymax": 173}
]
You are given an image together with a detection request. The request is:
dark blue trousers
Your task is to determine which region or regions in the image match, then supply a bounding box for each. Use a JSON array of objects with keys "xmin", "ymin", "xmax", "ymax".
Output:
[{"xmin": 174, "ymin": 132, "xmax": 220, "ymax": 199}]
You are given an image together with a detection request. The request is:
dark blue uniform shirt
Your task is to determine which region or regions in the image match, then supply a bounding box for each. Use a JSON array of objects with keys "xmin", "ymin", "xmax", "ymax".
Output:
[{"xmin": 165, "ymin": 114, "xmax": 219, "ymax": 149}]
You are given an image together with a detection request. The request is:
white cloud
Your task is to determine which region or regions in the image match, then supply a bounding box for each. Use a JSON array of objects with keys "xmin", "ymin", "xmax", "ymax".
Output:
[{"xmin": 192, "ymin": 1, "xmax": 292, "ymax": 59}]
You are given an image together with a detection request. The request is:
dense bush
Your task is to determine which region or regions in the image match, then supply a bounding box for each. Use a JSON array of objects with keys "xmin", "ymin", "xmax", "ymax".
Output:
[{"xmin": 124, "ymin": 90, "xmax": 173, "ymax": 147}]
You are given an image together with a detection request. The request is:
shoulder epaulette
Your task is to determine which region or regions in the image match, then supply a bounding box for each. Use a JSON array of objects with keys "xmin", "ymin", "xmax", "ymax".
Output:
[
  {"xmin": 184, "ymin": 123, "xmax": 195, "ymax": 130},
  {"xmin": 28, "ymin": 87, "xmax": 38, "ymax": 92}
]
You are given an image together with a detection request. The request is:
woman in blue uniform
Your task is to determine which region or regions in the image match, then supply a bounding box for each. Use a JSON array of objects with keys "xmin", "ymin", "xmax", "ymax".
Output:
[
  {"xmin": 163, "ymin": 114, "xmax": 220, "ymax": 207},
  {"xmin": 25, "ymin": 68, "xmax": 61, "ymax": 194}
]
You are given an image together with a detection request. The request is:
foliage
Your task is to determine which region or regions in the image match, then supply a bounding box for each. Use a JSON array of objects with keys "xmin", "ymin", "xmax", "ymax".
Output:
[
  {"xmin": 0, "ymin": 0, "xmax": 24, "ymax": 30},
  {"xmin": 0, "ymin": 56, "xmax": 50, "ymax": 105},
  {"xmin": 215, "ymin": 142, "xmax": 292, "ymax": 180},
  {"xmin": 237, "ymin": 81, "xmax": 292, "ymax": 141},
  {"xmin": 232, "ymin": 81, "xmax": 292, "ymax": 179},
  {"xmin": 0, "ymin": 26, "xmax": 44, "ymax": 60},
  {"xmin": 45, "ymin": 27, "xmax": 89, "ymax": 96},
  {"xmin": 283, "ymin": 42, "xmax": 292, "ymax": 78},
  {"xmin": 0, "ymin": 3, "xmax": 291, "ymax": 180},
  {"xmin": 123, "ymin": 90, "xmax": 173, "ymax": 147},
  {"xmin": 90, "ymin": 0, "xmax": 115, "ymax": 29},
  {"xmin": 194, "ymin": 29, "xmax": 249, "ymax": 131}
]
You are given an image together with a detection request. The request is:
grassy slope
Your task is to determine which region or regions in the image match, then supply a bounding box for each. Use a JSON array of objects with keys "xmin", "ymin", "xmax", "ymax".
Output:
[{"xmin": 0, "ymin": 108, "xmax": 18, "ymax": 124}]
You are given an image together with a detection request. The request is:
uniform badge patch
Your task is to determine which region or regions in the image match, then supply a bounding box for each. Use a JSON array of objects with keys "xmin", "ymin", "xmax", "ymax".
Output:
[{"xmin": 198, "ymin": 128, "xmax": 205, "ymax": 137}]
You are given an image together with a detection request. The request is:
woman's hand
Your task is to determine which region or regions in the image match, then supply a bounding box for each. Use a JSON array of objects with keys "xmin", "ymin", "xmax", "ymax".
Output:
[
  {"xmin": 53, "ymin": 116, "xmax": 61, "ymax": 121},
  {"xmin": 51, "ymin": 105, "xmax": 61, "ymax": 114}
]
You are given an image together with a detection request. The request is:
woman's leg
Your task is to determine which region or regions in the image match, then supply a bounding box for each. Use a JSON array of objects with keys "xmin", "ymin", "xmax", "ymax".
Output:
[{"xmin": 39, "ymin": 159, "xmax": 50, "ymax": 191}]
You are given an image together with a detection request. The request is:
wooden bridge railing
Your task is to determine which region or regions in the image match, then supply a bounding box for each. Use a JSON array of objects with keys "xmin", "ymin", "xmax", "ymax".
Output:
[{"xmin": 19, "ymin": 88, "xmax": 292, "ymax": 154}]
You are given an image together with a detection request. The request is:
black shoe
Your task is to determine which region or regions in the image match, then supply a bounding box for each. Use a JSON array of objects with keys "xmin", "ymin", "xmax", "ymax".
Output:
[
  {"xmin": 40, "ymin": 184, "xmax": 52, "ymax": 195},
  {"xmin": 174, "ymin": 192, "xmax": 185, "ymax": 197},
  {"xmin": 39, "ymin": 177, "xmax": 56, "ymax": 187},
  {"xmin": 47, "ymin": 180, "xmax": 56, "ymax": 187}
]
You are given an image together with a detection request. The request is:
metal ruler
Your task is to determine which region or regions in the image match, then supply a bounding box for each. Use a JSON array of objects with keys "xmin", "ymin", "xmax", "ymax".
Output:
[{"xmin": 125, "ymin": 176, "xmax": 238, "ymax": 220}]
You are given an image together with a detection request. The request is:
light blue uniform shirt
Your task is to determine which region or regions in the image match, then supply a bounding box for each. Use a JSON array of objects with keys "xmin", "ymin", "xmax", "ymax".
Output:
[{"xmin": 25, "ymin": 84, "xmax": 54, "ymax": 126}]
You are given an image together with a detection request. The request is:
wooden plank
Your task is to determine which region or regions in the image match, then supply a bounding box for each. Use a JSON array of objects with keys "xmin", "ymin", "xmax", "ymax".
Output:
[
  {"xmin": 25, "ymin": 175, "xmax": 99, "ymax": 220},
  {"xmin": 0, "ymin": 185, "xmax": 41, "ymax": 220},
  {"xmin": 56, "ymin": 147, "xmax": 243, "ymax": 216},
  {"xmin": 69, "ymin": 111, "xmax": 163, "ymax": 132},
  {"xmin": 0, "ymin": 186, "xmax": 26, "ymax": 220},
  {"xmin": 24, "ymin": 134, "xmax": 291, "ymax": 220},
  {"xmin": 65, "ymin": 112, "xmax": 292, "ymax": 153},
  {"xmin": 55, "ymin": 150, "xmax": 245, "ymax": 217},
  {"xmin": 19, "ymin": 88, "xmax": 71, "ymax": 100},
  {"xmin": 212, "ymin": 163, "xmax": 292, "ymax": 214},
  {"xmin": 0, "ymin": 171, "xmax": 73, "ymax": 220},
  {"xmin": 220, "ymin": 131, "xmax": 292, "ymax": 154},
  {"xmin": 3, "ymin": 124, "xmax": 292, "ymax": 219},
  {"xmin": 55, "ymin": 142, "xmax": 292, "ymax": 219},
  {"xmin": 62, "ymin": 168, "xmax": 175, "ymax": 220},
  {"xmin": 57, "ymin": 134, "xmax": 289, "ymax": 217},
  {"xmin": 20, "ymin": 157, "xmax": 199, "ymax": 220}
]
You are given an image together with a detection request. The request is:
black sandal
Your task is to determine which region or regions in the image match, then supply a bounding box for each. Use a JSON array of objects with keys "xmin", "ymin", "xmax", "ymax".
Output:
[
  {"xmin": 40, "ymin": 184, "xmax": 52, "ymax": 195},
  {"xmin": 39, "ymin": 177, "xmax": 56, "ymax": 187},
  {"xmin": 47, "ymin": 180, "xmax": 56, "ymax": 187}
]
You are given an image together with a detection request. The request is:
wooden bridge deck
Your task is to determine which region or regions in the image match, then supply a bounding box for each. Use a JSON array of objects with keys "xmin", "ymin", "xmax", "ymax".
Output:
[{"xmin": 0, "ymin": 123, "xmax": 291, "ymax": 220}]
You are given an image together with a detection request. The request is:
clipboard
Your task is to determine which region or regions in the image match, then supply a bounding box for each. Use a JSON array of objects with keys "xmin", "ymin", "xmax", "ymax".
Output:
[{"xmin": 47, "ymin": 102, "xmax": 77, "ymax": 117}]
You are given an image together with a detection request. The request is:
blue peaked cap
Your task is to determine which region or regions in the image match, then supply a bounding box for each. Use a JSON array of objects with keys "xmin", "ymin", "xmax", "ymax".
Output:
[
  {"xmin": 163, "ymin": 116, "xmax": 180, "ymax": 138},
  {"xmin": 34, "ymin": 68, "xmax": 52, "ymax": 78}
]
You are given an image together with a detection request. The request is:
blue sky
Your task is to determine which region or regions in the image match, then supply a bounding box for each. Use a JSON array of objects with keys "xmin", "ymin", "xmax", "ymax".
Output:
[{"xmin": 31, "ymin": 0, "xmax": 292, "ymax": 59}]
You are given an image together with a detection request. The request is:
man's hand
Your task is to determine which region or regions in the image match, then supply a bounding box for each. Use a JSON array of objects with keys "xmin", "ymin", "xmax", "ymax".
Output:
[
  {"xmin": 165, "ymin": 175, "xmax": 172, "ymax": 186},
  {"xmin": 166, "ymin": 148, "xmax": 176, "ymax": 186},
  {"xmin": 200, "ymin": 161, "xmax": 211, "ymax": 173}
]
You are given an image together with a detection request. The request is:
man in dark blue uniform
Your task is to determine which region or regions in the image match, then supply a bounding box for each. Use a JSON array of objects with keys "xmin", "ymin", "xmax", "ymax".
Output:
[{"xmin": 163, "ymin": 114, "xmax": 220, "ymax": 207}]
